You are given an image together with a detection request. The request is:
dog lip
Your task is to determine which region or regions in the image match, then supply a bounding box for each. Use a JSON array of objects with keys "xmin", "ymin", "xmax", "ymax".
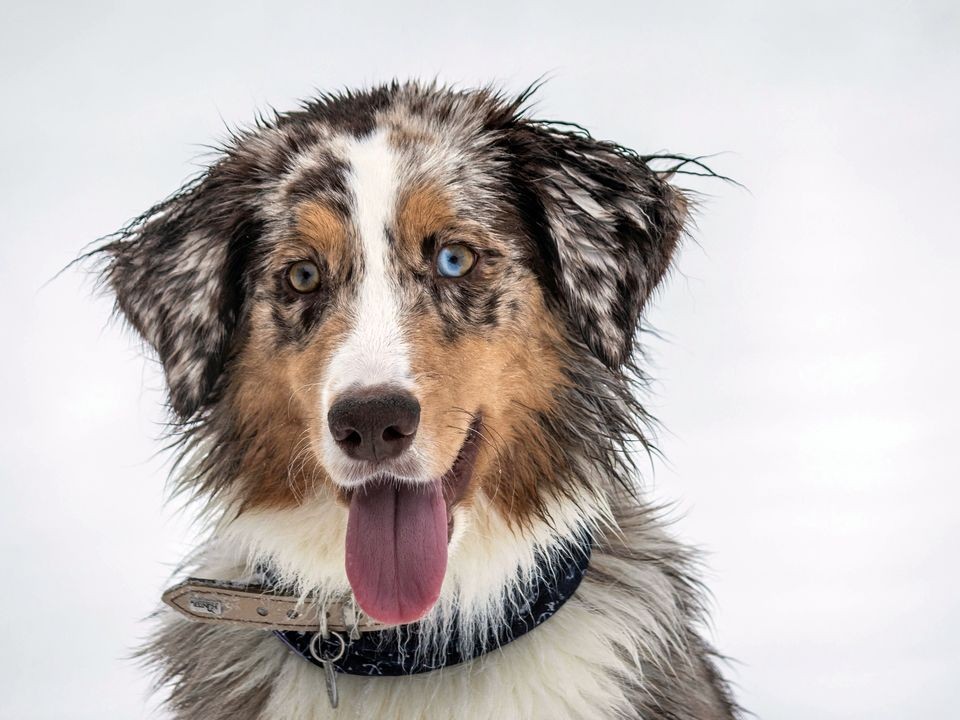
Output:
[{"xmin": 440, "ymin": 414, "xmax": 484, "ymax": 509}]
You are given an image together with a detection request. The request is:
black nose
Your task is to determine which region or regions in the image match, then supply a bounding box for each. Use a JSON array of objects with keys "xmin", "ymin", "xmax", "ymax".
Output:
[{"xmin": 327, "ymin": 387, "xmax": 421, "ymax": 463}]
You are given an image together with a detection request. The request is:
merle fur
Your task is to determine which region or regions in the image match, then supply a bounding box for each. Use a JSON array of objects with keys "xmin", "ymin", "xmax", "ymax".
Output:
[{"xmin": 94, "ymin": 81, "xmax": 739, "ymax": 719}]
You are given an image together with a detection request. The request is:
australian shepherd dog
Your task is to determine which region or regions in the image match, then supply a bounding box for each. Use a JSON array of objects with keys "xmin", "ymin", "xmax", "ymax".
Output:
[{"xmin": 95, "ymin": 81, "xmax": 738, "ymax": 719}]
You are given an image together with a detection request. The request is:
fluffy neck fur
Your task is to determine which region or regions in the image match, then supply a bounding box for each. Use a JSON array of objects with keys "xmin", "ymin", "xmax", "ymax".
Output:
[
  {"xmin": 144, "ymin": 357, "xmax": 737, "ymax": 719},
  {"xmin": 147, "ymin": 492, "xmax": 737, "ymax": 719}
]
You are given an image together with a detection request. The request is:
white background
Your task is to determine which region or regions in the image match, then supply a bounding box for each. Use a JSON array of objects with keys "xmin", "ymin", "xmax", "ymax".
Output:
[{"xmin": 1, "ymin": 1, "xmax": 957, "ymax": 718}]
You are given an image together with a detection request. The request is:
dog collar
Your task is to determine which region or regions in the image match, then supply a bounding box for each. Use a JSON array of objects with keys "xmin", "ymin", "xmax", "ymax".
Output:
[
  {"xmin": 163, "ymin": 537, "xmax": 591, "ymax": 705},
  {"xmin": 273, "ymin": 537, "xmax": 591, "ymax": 677}
]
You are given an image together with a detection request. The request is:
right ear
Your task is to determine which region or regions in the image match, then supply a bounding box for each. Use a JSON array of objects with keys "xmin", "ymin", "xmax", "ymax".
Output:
[
  {"xmin": 494, "ymin": 114, "xmax": 689, "ymax": 369},
  {"xmin": 99, "ymin": 158, "xmax": 262, "ymax": 419}
]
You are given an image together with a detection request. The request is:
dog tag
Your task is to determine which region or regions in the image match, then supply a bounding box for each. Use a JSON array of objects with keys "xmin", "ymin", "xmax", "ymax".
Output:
[
  {"xmin": 309, "ymin": 630, "xmax": 346, "ymax": 709},
  {"xmin": 323, "ymin": 659, "xmax": 339, "ymax": 708}
]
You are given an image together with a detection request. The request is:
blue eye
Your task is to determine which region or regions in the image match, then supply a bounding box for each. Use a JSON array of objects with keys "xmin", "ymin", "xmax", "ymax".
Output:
[{"xmin": 436, "ymin": 244, "xmax": 477, "ymax": 278}]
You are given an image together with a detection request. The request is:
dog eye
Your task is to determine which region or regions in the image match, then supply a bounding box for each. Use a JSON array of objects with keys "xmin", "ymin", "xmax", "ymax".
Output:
[
  {"xmin": 436, "ymin": 244, "xmax": 477, "ymax": 278},
  {"xmin": 288, "ymin": 260, "xmax": 321, "ymax": 293}
]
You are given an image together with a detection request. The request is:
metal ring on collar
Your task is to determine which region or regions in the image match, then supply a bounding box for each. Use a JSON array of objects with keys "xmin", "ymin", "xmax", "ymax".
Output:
[{"xmin": 309, "ymin": 630, "xmax": 347, "ymax": 664}]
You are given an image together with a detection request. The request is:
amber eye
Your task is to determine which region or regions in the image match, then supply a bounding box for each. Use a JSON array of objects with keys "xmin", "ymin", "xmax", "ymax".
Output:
[
  {"xmin": 287, "ymin": 260, "xmax": 321, "ymax": 293},
  {"xmin": 436, "ymin": 244, "xmax": 477, "ymax": 278}
]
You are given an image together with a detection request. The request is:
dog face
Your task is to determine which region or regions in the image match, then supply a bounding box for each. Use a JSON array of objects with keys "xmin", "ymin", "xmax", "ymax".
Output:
[{"xmin": 101, "ymin": 83, "xmax": 687, "ymax": 624}]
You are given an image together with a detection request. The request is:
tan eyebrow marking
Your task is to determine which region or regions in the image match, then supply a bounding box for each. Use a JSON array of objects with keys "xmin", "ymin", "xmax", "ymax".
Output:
[
  {"xmin": 396, "ymin": 184, "xmax": 457, "ymax": 260},
  {"xmin": 296, "ymin": 202, "xmax": 350, "ymax": 274}
]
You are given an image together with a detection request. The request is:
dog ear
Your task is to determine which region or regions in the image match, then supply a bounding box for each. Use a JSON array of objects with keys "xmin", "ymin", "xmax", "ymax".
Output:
[
  {"xmin": 512, "ymin": 123, "xmax": 688, "ymax": 368},
  {"xmin": 99, "ymin": 160, "xmax": 260, "ymax": 419}
]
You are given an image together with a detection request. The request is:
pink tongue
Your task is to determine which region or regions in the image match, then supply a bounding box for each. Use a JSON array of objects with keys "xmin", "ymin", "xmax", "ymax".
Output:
[{"xmin": 345, "ymin": 479, "xmax": 448, "ymax": 625}]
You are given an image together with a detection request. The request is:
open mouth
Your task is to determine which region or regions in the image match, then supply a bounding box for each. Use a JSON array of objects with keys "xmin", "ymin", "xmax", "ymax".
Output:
[{"xmin": 343, "ymin": 415, "xmax": 483, "ymax": 625}]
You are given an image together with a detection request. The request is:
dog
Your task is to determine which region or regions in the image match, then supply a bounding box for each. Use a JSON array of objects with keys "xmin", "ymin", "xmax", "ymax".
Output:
[{"xmin": 96, "ymin": 81, "xmax": 739, "ymax": 719}]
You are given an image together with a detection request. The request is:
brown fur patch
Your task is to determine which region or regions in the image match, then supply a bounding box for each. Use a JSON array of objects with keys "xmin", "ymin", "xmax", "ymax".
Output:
[
  {"xmin": 296, "ymin": 202, "xmax": 350, "ymax": 274},
  {"xmin": 228, "ymin": 303, "xmax": 352, "ymax": 511},
  {"xmin": 406, "ymin": 284, "xmax": 569, "ymax": 523},
  {"xmin": 394, "ymin": 183, "xmax": 458, "ymax": 266},
  {"xmin": 398, "ymin": 185, "xmax": 456, "ymax": 237}
]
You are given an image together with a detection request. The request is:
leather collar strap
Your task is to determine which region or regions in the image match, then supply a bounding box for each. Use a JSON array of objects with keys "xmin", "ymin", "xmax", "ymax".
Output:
[
  {"xmin": 163, "ymin": 538, "xmax": 591, "ymax": 677},
  {"xmin": 162, "ymin": 577, "xmax": 394, "ymax": 633}
]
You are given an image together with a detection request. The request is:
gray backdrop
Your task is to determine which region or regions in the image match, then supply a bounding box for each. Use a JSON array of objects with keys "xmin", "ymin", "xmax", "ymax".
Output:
[{"xmin": 1, "ymin": 1, "xmax": 957, "ymax": 717}]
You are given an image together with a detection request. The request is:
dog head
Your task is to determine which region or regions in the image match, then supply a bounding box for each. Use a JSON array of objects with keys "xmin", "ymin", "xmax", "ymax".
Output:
[{"xmin": 100, "ymin": 83, "xmax": 687, "ymax": 624}]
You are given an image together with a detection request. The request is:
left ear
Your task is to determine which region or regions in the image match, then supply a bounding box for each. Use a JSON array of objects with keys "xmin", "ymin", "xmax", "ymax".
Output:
[
  {"xmin": 512, "ymin": 123, "xmax": 688, "ymax": 368},
  {"xmin": 96, "ymin": 153, "xmax": 262, "ymax": 419}
]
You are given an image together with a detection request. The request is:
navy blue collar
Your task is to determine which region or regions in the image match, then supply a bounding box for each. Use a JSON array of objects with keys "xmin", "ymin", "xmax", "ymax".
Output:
[{"xmin": 272, "ymin": 537, "xmax": 591, "ymax": 677}]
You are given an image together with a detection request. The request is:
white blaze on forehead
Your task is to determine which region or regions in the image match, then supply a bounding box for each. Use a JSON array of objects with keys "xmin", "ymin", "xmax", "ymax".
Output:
[{"xmin": 323, "ymin": 130, "xmax": 412, "ymax": 403}]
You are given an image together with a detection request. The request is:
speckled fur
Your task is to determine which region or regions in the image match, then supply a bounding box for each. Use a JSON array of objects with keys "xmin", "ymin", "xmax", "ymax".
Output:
[{"xmin": 95, "ymin": 81, "xmax": 739, "ymax": 719}]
